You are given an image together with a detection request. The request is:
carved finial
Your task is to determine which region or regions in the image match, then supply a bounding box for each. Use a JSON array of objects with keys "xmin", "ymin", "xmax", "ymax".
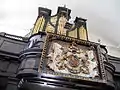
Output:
[
  {"xmin": 98, "ymin": 39, "xmax": 101, "ymax": 43},
  {"xmin": 64, "ymin": 4, "xmax": 66, "ymax": 8}
]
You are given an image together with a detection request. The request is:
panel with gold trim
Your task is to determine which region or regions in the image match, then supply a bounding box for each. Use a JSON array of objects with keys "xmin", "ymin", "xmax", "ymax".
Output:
[
  {"xmin": 46, "ymin": 22, "xmax": 55, "ymax": 33},
  {"xmin": 50, "ymin": 16, "xmax": 57, "ymax": 26},
  {"xmin": 68, "ymin": 28, "xmax": 77, "ymax": 38},
  {"xmin": 57, "ymin": 16, "xmax": 67, "ymax": 35},
  {"xmin": 32, "ymin": 16, "xmax": 45, "ymax": 34},
  {"xmin": 31, "ymin": 7, "xmax": 89, "ymax": 41},
  {"xmin": 79, "ymin": 25, "xmax": 87, "ymax": 40}
]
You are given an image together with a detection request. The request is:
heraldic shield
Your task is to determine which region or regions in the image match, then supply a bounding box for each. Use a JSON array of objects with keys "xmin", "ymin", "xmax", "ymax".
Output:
[{"xmin": 39, "ymin": 33, "xmax": 106, "ymax": 81}]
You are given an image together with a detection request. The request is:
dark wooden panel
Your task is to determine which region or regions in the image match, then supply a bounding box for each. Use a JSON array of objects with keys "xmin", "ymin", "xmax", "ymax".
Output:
[{"xmin": 0, "ymin": 33, "xmax": 28, "ymax": 56}]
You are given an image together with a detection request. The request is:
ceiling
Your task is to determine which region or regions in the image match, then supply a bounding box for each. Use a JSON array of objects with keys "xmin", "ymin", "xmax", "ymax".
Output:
[{"xmin": 0, "ymin": 0, "xmax": 120, "ymax": 57}]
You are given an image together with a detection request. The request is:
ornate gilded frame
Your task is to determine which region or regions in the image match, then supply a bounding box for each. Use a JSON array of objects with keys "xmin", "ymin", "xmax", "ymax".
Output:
[{"xmin": 39, "ymin": 33, "xmax": 106, "ymax": 82}]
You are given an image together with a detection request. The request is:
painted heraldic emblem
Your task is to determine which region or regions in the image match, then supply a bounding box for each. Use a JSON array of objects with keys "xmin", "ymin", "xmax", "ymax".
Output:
[{"xmin": 47, "ymin": 42, "xmax": 98, "ymax": 78}]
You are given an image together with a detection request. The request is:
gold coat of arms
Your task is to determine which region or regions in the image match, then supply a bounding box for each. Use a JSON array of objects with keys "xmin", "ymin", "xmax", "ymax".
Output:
[{"xmin": 47, "ymin": 41, "xmax": 98, "ymax": 78}]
